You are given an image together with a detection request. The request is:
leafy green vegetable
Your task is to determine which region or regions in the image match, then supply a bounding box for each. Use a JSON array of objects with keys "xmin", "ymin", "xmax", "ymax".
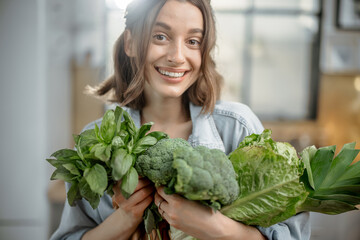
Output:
[
  {"xmin": 221, "ymin": 145, "xmax": 307, "ymax": 226},
  {"xmin": 297, "ymin": 142, "xmax": 360, "ymax": 215},
  {"xmin": 84, "ymin": 164, "xmax": 108, "ymax": 195},
  {"xmin": 221, "ymin": 130, "xmax": 360, "ymax": 227},
  {"xmin": 47, "ymin": 106, "xmax": 168, "ymax": 209},
  {"xmin": 121, "ymin": 167, "xmax": 139, "ymax": 198},
  {"xmin": 48, "ymin": 107, "xmax": 360, "ymax": 236}
]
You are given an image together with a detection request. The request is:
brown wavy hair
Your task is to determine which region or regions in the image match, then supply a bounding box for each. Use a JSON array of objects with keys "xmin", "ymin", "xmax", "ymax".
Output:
[{"xmin": 91, "ymin": 0, "xmax": 223, "ymax": 113}]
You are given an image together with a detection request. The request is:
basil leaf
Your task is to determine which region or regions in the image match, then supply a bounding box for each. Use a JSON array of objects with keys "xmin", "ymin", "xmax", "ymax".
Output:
[
  {"xmin": 84, "ymin": 164, "xmax": 108, "ymax": 195},
  {"xmin": 106, "ymin": 182, "xmax": 115, "ymax": 197},
  {"xmin": 119, "ymin": 129, "xmax": 128, "ymax": 137},
  {"xmin": 79, "ymin": 177, "xmax": 101, "ymax": 209},
  {"xmin": 94, "ymin": 123, "xmax": 101, "ymax": 142},
  {"xmin": 146, "ymin": 131, "xmax": 169, "ymax": 141},
  {"xmin": 132, "ymin": 135, "xmax": 157, "ymax": 155},
  {"xmin": 76, "ymin": 160, "xmax": 87, "ymax": 171},
  {"xmin": 50, "ymin": 166, "xmax": 75, "ymax": 182},
  {"xmin": 91, "ymin": 143, "xmax": 110, "ymax": 162},
  {"xmin": 51, "ymin": 149, "xmax": 79, "ymax": 160},
  {"xmin": 112, "ymin": 136, "xmax": 125, "ymax": 148},
  {"xmin": 73, "ymin": 134, "xmax": 80, "ymax": 144},
  {"xmin": 111, "ymin": 149, "xmax": 133, "ymax": 180},
  {"xmin": 121, "ymin": 167, "xmax": 138, "ymax": 199},
  {"xmin": 47, "ymin": 158, "xmax": 72, "ymax": 168},
  {"xmin": 101, "ymin": 110, "xmax": 116, "ymax": 144},
  {"xmin": 105, "ymin": 144, "xmax": 112, "ymax": 160},
  {"xmin": 78, "ymin": 129, "xmax": 98, "ymax": 146},
  {"xmin": 114, "ymin": 106, "xmax": 124, "ymax": 134},
  {"xmin": 136, "ymin": 122, "xmax": 153, "ymax": 141},
  {"xmin": 75, "ymin": 136, "xmax": 85, "ymax": 160},
  {"xmin": 123, "ymin": 110, "xmax": 137, "ymax": 136},
  {"xmin": 67, "ymin": 182, "xmax": 82, "ymax": 206},
  {"xmin": 63, "ymin": 163, "xmax": 81, "ymax": 176},
  {"xmin": 127, "ymin": 137, "xmax": 134, "ymax": 153},
  {"xmin": 143, "ymin": 208, "xmax": 156, "ymax": 234}
]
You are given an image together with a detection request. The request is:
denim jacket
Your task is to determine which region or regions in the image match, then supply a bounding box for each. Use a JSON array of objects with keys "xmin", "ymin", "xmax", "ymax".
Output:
[{"xmin": 51, "ymin": 100, "xmax": 310, "ymax": 240}]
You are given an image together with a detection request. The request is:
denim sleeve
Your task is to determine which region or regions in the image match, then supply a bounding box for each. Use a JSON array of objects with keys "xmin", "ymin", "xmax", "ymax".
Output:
[
  {"xmin": 256, "ymin": 212, "xmax": 311, "ymax": 240},
  {"xmin": 49, "ymin": 183, "xmax": 98, "ymax": 240}
]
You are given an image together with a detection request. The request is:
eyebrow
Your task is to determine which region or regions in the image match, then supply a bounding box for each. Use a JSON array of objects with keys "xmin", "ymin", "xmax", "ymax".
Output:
[{"xmin": 154, "ymin": 21, "xmax": 204, "ymax": 35}]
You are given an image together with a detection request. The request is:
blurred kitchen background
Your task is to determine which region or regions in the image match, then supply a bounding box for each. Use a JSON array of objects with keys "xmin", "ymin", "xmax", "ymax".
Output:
[{"xmin": 1, "ymin": 0, "xmax": 360, "ymax": 239}]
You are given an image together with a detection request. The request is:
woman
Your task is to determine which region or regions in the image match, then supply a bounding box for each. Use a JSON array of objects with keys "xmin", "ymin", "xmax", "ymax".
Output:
[{"xmin": 51, "ymin": 0, "xmax": 310, "ymax": 239}]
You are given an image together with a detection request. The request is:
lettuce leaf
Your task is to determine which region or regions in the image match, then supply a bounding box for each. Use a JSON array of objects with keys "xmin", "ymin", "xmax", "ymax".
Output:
[
  {"xmin": 221, "ymin": 145, "xmax": 307, "ymax": 227},
  {"xmin": 222, "ymin": 130, "xmax": 360, "ymax": 227}
]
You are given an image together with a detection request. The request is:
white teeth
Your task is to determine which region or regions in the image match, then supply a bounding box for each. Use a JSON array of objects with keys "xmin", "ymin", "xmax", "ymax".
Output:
[{"xmin": 158, "ymin": 69, "xmax": 185, "ymax": 78}]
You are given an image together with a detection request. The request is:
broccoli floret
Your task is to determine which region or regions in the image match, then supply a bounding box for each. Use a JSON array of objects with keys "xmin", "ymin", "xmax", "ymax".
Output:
[
  {"xmin": 135, "ymin": 138, "xmax": 191, "ymax": 186},
  {"xmin": 173, "ymin": 145, "xmax": 239, "ymax": 207}
]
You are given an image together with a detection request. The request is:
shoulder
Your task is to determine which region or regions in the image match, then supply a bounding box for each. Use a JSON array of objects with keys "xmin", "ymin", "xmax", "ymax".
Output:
[
  {"xmin": 189, "ymin": 101, "xmax": 264, "ymax": 154},
  {"xmin": 212, "ymin": 100, "xmax": 264, "ymax": 134}
]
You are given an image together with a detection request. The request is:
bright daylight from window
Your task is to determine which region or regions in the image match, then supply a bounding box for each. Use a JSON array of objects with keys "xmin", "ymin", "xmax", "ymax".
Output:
[{"xmin": 106, "ymin": 0, "xmax": 134, "ymax": 9}]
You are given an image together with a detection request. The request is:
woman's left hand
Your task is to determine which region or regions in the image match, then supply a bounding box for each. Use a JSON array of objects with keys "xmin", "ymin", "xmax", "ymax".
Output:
[
  {"xmin": 155, "ymin": 186, "xmax": 221, "ymax": 239},
  {"xmin": 154, "ymin": 187, "xmax": 267, "ymax": 240}
]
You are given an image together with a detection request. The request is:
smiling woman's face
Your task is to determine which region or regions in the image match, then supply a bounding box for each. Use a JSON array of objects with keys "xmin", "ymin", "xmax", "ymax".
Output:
[{"xmin": 143, "ymin": 0, "xmax": 204, "ymax": 102}]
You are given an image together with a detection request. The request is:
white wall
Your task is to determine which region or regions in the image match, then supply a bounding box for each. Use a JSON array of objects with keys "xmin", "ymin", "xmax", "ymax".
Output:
[{"xmin": 0, "ymin": 0, "xmax": 73, "ymax": 239}]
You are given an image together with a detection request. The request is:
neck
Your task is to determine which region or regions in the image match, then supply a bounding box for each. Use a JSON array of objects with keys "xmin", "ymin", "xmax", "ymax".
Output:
[
  {"xmin": 141, "ymin": 97, "xmax": 190, "ymax": 126},
  {"xmin": 141, "ymin": 97, "xmax": 192, "ymax": 139}
]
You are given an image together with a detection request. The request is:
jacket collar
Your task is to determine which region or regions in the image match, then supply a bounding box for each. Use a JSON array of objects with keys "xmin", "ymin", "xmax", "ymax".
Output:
[
  {"xmin": 189, "ymin": 102, "xmax": 225, "ymax": 152},
  {"xmin": 125, "ymin": 103, "xmax": 225, "ymax": 152}
]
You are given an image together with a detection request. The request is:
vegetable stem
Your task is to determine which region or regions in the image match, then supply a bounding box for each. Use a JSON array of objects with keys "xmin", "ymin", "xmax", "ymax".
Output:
[{"xmin": 156, "ymin": 228, "xmax": 162, "ymax": 240}]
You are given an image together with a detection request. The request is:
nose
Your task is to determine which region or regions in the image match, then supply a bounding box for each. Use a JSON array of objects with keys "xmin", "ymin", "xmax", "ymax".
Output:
[{"xmin": 167, "ymin": 40, "xmax": 185, "ymax": 64}]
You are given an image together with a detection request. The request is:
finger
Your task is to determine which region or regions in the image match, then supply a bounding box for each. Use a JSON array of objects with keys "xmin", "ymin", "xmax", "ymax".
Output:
[
  {"xmin": 135, "ymin": 193, "xmax": 154, "ymax": 212},
  {"xmin": 154, "ymin": 192, "xmax": 162, "ymax": 206},
  {"xmin": 113, "ymin": 180, "xmax": 153, "ymax": 207},
  {"xmin": 128, "ymin": 184, "xmax": 155, "ymax": 206},
  {"xmin": 113, "ymin": 178, "xmax": 152, "ymax": 198},
  {"xmin": 156, "ymin": 186, "xmax": 174, "ymax": 202},
  {"xmin": 154, "ymin": 192, "xmax": 169, "ymax": 215},
  {"xmin": 156, "ymin": 186, "xmax": 166, "ymax": 198},
  {"xmin": 133, "ymin": 178, "xmax": 152, "ymax": 192},
  {"xmin": 157, "ymin": 198, "xmax": 169, "ymax": 213},
  {"xmin": 112, "ymin": 196, "xmax": 119, "ymax": 209},
  {"xmin": 160, "ymin": 209, "xmax": 167, "ymax": 220}
]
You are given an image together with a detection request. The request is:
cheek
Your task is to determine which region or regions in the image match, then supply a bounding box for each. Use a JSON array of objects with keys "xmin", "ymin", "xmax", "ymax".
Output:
[
  {"xmin": 147, "ymin": 44, "xmax": 167, "ymax": 61},
  {"xmin": 192, "ymin": 52, "xmax": 202, "ymax": 71}
]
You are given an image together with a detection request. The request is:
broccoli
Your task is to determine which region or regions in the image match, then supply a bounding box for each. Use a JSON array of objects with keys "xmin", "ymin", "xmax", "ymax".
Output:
[
  {"xmin": 173, "ymin": 145, "xmax": 239, "ymax": 208},
  {"xmin": 135, "ymin": 138, "xmax": 191, "ymax": 186}
]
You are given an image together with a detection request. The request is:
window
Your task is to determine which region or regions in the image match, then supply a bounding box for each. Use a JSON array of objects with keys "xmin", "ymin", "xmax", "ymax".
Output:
[{"xmin": 213, "ymin": 0, "xmax": 322, "ymax": 120}]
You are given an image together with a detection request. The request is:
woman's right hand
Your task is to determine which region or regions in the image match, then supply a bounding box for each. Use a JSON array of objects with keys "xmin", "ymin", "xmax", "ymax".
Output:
[
  {"xmin": 112, "ymin": 177, "xmax": 155, "ymax": 223},
  {"xmin": 82, "ymin": 177, "xmax": 155, "ymax": 240}
]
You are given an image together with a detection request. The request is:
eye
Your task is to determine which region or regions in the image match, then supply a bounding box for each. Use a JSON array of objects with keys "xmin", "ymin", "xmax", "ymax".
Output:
[
  {"xmin": 153, "ymin": 34, "xmax": 167, "ymax": 42},
  {"xmin": 188, "ymin": 39, "xmax": 201, "ymax": 47}
]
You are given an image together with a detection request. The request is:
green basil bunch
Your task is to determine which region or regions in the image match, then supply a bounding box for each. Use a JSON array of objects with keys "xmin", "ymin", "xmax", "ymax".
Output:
[{"xmin": 47, "ymin": 106, "xmax": 168, "ymax": 209}]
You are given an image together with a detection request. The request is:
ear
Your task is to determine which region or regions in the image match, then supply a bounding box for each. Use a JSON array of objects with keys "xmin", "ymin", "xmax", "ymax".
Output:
[{"xmin": 124, "ymin": 30, "xmax": 135, "ymax": 57}]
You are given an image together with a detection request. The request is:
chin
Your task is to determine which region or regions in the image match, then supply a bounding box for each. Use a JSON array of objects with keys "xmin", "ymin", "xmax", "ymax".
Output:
[{"xmin": 160, "ymin": 89, "xmax": 185, "ymax": 99}]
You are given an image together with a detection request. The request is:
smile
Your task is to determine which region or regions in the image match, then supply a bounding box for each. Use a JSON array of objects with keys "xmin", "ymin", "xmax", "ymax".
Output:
[{"xmin": 156, "ymin": 68, "xmax": 187, "ymax": 78}]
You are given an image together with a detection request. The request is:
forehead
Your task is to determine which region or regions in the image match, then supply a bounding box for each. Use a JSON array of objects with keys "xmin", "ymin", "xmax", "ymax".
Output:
[{"xmin": 155, "ymin": 0, "xmax": 204, "ymax": 29}]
